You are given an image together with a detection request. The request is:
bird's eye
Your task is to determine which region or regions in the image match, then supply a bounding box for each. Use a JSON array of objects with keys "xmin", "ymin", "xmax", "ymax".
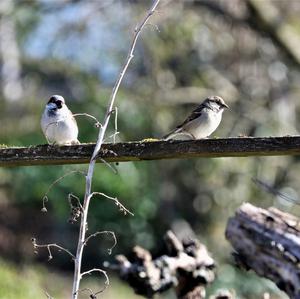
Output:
[
  {"xmin": 47, "ymin": 97, "xmax": 55, "ymax": 104},
  {"xmin": 56, "ymin": 100, "xmax": 63, "ymax": 109}
]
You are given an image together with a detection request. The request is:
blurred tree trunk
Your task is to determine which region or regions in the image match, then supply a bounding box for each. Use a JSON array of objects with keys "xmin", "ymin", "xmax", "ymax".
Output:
[{"xmin": 0, "ymin": 1, "xmax": 23, "ymax": 102}]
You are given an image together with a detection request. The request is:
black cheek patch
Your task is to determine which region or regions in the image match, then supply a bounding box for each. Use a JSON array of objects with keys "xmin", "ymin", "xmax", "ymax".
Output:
[
  {"xmin": 56, "ymin": 101, "xmax": 63, "ymax": 109},
  {"xmin": 47, "ymin": 97, "xmax": 56, "ymax": 104}
]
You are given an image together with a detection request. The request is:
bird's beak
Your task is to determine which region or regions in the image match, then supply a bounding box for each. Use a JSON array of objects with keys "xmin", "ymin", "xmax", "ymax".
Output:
[
  {"xmin": 222, "ymin": 103, "xmax": 229, "ymax": 109},
  {"xmin": 46, "ymin": 103, "xmax": 57, "ymax": 110}
]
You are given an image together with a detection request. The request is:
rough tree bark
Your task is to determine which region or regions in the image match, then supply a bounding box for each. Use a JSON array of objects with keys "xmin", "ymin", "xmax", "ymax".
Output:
[{"xmin": 226, "ymin": 203, "xmax": 300, "ymax": 299}]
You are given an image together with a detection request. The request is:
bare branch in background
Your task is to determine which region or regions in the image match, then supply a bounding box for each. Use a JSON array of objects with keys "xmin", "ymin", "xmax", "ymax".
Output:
[
  {"xmin": 245, "ymin": 0, "xmax": 300, "ymax": 68},
  {"xmin": 189, "ymin": 0, "xmax": 300, "ymax": 69},
  {"xmin": 252, "ymin": 177, "xmax": 300, "ymax": 206}
]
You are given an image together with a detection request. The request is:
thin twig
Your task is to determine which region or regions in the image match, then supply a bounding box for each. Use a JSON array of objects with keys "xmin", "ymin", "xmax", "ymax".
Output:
[
  {"xmin": 72, "ymin": 113, "xmax": 102, "ymax": 128},
  {"xmin": 77, "ymin": 288, "xmax": 96, "ymax": 299},
  {"xmin": 84, "ymin": 230, "xmax": 117, "ymax": 255},
  {"xmin": 32, "ymin": 238, "xmax": 75, "ymax": 261},
  {"xmin": 76, "ymin": 269, "xmax": 109, "ymax": 299},
  {"xmin": 71, "ymin": 1, "xmax": 161, "ymax": 298},
  {"xmin": 102, "ymin": 107, "xmax": 119, "ymax": 143},
  {"xmin": 43, "ymin": 170, "xmax": 86, "ymax": 199},
  {"xmin": 41, "ymin": 170, "xmax": 86, "ymax": 212},
  {"xmin": 80, "ymin": 268, "xmax": 109, "ymax": 286},
  {"xmin": 145, "ymin": 22, "xmax": 161, "ymax": 32},
  {"xmin": 89, "ymin": 192, "xmax": 134, "ymax": 216},
  {"xmin": 99, "ymin": 157, "xmax": 118, "ymax": 174},
  {"xmin": 44, "ymin": 291, "xmax": 54, "ymax": 299},
  {"xmin": 113, "ymin": 107, "xmax": 118, "ymax": 144},
  {"xmin": 104, "ymin": 131, "xmax": 120, "ymax": 143},
  {"xmin": 44, "ymin": 120, "xmax": 60, "ymax": 144}
]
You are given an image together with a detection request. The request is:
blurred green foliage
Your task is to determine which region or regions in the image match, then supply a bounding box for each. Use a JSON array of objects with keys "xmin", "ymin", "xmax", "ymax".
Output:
[
  {"xmin": 0, "ymin": 258, "xmax": 145, "ymax": 299},
  {"xmin": 0, "ymin": 0, "xmax": 300, "ymax": 298}
]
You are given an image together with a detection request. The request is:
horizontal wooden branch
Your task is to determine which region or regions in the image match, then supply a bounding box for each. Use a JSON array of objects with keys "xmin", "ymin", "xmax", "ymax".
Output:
[
  {"xmin": 226, "ymin": 203, "xmax": 300, "ymax": 299},
  {"xmin": 1, "ymin": 136, "xmax": 300, "ymax": 167}
]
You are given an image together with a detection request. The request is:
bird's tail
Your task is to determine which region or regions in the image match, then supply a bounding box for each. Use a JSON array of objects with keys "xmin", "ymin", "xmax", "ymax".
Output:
[
  {"xmin": 163, "ymin": 128, "xmax": 194, "ymax": 141},
  {"xmin": 163, "ymin": 128, "xmax": 180, "ymax": 140}
]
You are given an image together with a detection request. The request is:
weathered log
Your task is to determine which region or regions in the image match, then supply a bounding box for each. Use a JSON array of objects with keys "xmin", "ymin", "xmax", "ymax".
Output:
[
  {"xmin": 1, "ymin": 136, "xmax": 300, "ymax": 167},
  {"xmin": 106, "ymin": 231, "xmax": 216, "ymax": 299},
  {"xmin": 226, "ymin": 203, "xmax": 300, "ymax": 299}
]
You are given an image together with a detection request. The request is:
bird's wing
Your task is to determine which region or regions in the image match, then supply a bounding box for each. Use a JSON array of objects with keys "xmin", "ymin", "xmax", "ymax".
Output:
[
  {"xmin": 163, "ymin": 104, "xmax": 204, "ymax": 140},
  {"xmin": 176, "ymin": 104, "xmax": 204, "ymax": 128}
]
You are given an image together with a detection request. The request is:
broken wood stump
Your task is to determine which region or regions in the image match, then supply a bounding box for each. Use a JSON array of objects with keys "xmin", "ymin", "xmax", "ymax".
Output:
[{"xmin": 106, "ymin": 230, "xmax": 216, "ymax": 299}]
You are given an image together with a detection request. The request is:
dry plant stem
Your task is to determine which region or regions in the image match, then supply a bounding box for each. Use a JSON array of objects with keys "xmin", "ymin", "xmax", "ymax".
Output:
[
  {"xmin": 84, "ymin": 230, "xmax": 117, "ymax": 252},
  {"xmin": 71, "ymin": 1, "xmax": 161, "ymax": 298},
  {"xmin": 42, "ymin": 170, "xmax": 86, "ymax": 211},
  {"xmin": 43, "ymin": 170, "xmax": 86, "ymax": 200},
  {"xmin": 75, "ymin": 269, "xmax": 109, "ymax": 298},
  {"xmin": 32, "ymin": 239, "xmax": 75, "ymax": 261},
  {"xmin": 113, "ymin": 107, "xmax": 118, "ymax": 144},
  {"xmin": 90, "ymin": 192, "xmax": 134, "ymax": 216},
  {"xmin": 98, "ymin": 157, "xmax": 118, "ymax": 174},
  {"xmin": 79, "ymin": 269, "xmax": 110, "ymax": 297}
]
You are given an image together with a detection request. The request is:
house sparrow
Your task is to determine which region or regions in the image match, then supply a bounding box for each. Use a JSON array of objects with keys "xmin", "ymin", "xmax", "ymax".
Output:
[
  {"xmin": 41, "ymin": 95, "xmax": 80, "ymax": 145},
  {"xmin": 163, "ymin": 96, "xmax": 229, "ymax": 140}
]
